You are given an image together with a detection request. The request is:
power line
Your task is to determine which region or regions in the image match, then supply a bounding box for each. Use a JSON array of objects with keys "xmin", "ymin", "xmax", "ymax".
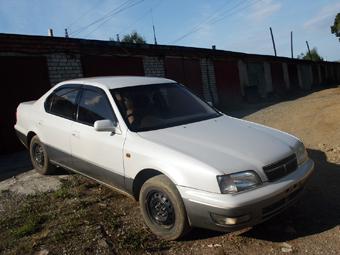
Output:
[
  {"xmin": 171, "ymin": 0, "xmax": 262, "ymax": 44},
  {"xmin": 117, "ymin": 0, "xmax": 163, "ymax": 36},
  {"xmin": 118, "ymin": 9, "xmax": 151, "ymax": 35},
  {"xmin": 209, "ymin": 0, "xmax": 261, "ymax": 25},
  {"xmin": 171, "ymin": 0, "xmax": 243, "ymax": 44},
  {"xmin": 70, "ymin": 0, "xmax": 135, "ymax": 36},
  {"xmin": 82, "ymin": 0, "xmax": 145, "ymax": 38},
  {"xmin": 70, "ymin": 0, "xmax": 138, "ymax": 36},
  {"xmin": 66, "ymin": 0, "xmax": 104, "ymax": 30}
]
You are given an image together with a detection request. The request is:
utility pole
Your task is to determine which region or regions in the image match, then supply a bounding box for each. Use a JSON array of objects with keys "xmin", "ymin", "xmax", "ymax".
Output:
[
  {"xmin": 153, "ymin": 25, "xmax": 158, "ymax": 45},
  {"xmin": 290, "ymin": 31, "xmax": 293, "ymax": 58},
  {"xmin": 65, "ymin": 28, "xmax": 69, "ymax": 38},
  {"xmin": 306, "ymin": 41, "xmax": 312, "ymax": 60},
  {"xmin": 151, "ymin": 8, "xmax": 157, "ymax": 45},
  {"xmin": 116, "ymin": 34, "xmax": 120, "ymax": 42},
  {"xmin": 270, "ymin": 27, "xmax": 277, "ymax": 56}
]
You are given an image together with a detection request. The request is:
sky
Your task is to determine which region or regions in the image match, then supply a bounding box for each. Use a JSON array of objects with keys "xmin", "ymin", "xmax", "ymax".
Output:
[{"xmin": 0, "ymin": 0, "xmax": 339, "ymax": 61}]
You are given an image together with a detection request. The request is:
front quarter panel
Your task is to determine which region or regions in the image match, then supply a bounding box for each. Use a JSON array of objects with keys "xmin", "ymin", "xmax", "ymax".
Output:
[{"xmin": 123, "ymin": 131, "xmax": 222, "ymax": 193}]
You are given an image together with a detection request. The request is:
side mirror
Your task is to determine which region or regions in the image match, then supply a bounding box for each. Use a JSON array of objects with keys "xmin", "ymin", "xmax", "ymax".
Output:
[{"xmin": 94, "ymin": 119, "xmax": 119, "ymax": 133}]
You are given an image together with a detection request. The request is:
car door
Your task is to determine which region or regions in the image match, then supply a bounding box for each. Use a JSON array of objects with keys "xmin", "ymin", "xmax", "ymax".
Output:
[
  {"xmin": 40, "ymin": 85, "xmax": 81, "ymax": 167},
  {"xmin": 70, "ymin": 86, "xmax": 126, "ymax": 190}
]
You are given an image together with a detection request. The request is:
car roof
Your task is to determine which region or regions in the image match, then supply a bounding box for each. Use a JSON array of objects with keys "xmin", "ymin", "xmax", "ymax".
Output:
[{"xmin": 59, "ymin": 76, "xmax": 176, "ymax": 90}]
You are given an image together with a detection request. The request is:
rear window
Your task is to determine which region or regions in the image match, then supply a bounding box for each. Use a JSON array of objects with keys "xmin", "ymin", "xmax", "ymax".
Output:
[{"xmin": 45, "ymin": 88, "xmax": 79, "ymax": 120}]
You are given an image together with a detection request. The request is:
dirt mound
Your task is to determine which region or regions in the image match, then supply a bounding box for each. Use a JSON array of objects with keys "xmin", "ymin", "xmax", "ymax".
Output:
[{"xmin": 246, "ymin": 88, "xmax": 340, "ymax": 163}]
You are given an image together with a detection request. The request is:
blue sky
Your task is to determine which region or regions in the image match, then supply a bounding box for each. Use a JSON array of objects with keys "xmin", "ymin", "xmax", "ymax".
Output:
[{"xmin": 0, "ymin": 0, "xmax": 339, "ymax": 60}]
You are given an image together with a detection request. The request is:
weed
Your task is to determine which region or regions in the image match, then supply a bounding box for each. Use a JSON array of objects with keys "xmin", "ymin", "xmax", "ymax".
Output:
[{"xmin": 11, "ymin": 214, "xmax": 47, "ymax": 238}]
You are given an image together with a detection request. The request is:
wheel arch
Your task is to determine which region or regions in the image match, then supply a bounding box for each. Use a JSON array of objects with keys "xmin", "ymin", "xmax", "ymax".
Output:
[
  {"xmin": 27, "ymin": 131, "xmax": 37, "ymax": 147},
  {"xmin": 132, "ymin": 168, "xmax": 168, "ymax": 201}
]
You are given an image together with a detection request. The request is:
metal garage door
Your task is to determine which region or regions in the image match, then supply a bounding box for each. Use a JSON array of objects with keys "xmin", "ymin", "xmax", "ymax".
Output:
[
  {"xmin": 288, "ymin": 64, "xmax": 300, "ymax": 90},
  {"xmin": 271, "ymin": 62, "xmax": 286, "ymax": 95},
  {"xmin": 164, "ymin": 57, "xmax": 204, "ymax": 98},
  {"xmin": 320, "ymin": 65, "xmax": 326, "ymax": 84},
  {"xmin": 246, "ymin": 62, "xmax": 266, "ymax": 101},
  {"xmin": 0, "ymin": 56, "xmax": 50, "ymax": 154},
  {"xmin": 312, "ymin": 64, "xmax": 320, "ymax": 87},
  {"xmin": 213, "ymin": 60, "xmax": 242, "ymax": 107},
  {"xmin": 81, "ymin": 55, "xmax": 144, "ymax": 77}
]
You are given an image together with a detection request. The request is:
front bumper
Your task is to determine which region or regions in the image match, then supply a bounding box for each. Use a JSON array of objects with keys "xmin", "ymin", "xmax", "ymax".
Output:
[{"xmin": 178, "ymin": 159, "xmax": 314, "ymax": 232}]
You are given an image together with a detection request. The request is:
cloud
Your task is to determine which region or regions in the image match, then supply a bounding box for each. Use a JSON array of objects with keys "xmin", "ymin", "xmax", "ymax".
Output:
[
  {"xmin": 249, "ymin": 0, "xmax": 282, "ymax": 22},
  {"xmin": 303, "ymin": 2, "xmax": 340, "ymax": 30}
]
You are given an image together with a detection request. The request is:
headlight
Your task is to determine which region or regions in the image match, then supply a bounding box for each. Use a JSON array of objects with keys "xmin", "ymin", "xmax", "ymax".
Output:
[
  {"xmin": 296, "ymin": 142, "xmax": 308, "ymax": 165},
  {"xmin": 217, "ymin": 171, "xmax": 262, "ymax": 194}
]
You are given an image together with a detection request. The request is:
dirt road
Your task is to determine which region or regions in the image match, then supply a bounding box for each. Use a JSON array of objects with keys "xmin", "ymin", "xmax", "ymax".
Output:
[{"xmin": 1, "ymin": 87, "xmax": 340, "ymax": 255}]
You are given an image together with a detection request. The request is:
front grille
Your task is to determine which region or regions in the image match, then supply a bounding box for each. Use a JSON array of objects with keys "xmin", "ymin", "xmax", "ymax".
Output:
[
  {"xmin": 262, "ymin": 186, "xmax": 303, "ymax": 219},
  {"xmin": 263, "ymin": 154, "xmax": 298, "ymax": 181}
]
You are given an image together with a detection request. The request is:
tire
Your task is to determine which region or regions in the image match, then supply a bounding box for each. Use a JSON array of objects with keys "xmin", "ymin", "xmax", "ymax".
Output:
[
  {"xmin": 139, "ymin": 175, "xmax": 191, "ymax": 240},
  {"xmin": 29, "ymin": 135, "xmax": 56, "ymax": 175}
]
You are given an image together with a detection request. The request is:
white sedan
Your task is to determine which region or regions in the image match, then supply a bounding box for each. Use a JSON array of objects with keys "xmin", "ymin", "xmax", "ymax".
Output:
[{"xmin": 14, "ymin": 76, "xmax": 314, "ymax": 240}]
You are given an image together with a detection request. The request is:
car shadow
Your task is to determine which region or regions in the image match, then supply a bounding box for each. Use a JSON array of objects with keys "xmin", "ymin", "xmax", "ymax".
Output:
[
  {"xmin": 0, "ymin": 150, "xmax": 71, "ymax": 181},
  {"xmin": 182, "ymin": 148, "xmax": 340, "ymax": 242},
  {"xmin": 182, "ymin": 228, "xmax": 223, "ymax": 241},
  {"xmin": 0, "ymin": 150, "xmax": 32, "ymax": 181},
  {"xmin": 223, "ymin": 85, "xmax": 338, "ymax": 118},
  {"xmin": 241, "ymin": 148, "xmax": 340, "ymax": 242}
]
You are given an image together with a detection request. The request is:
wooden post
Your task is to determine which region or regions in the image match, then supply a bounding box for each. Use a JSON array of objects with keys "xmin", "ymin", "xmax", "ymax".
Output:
[
  {"xmin": 291, "ymin": 31, "xmax": 294, "ymax": 58},
  {"xmin": 306, "ymin": 41, "xmax": 312, "ymax": 61},
  {"xmin": 270, "ymin": 27, "xmax": 277, "ymax": 56}
]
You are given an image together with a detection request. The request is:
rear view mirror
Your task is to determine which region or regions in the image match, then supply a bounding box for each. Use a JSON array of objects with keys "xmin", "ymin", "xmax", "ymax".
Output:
[{"xmin": 94, "ymin": 119, "xmax": 119, "ymax": 133}]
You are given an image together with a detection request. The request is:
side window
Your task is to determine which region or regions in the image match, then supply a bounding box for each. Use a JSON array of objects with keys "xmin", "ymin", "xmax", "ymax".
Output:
[
  {"xmin": 78, "ymin": 89, "xmax": 116, "ymax": 126},
  {"xmin": 46, "ymin": 88, "xmax": 79, "ymax": 120}
]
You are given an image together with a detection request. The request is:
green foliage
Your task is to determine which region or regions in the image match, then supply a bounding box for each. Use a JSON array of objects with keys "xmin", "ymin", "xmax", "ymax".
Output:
[
  {"xmin": 11, "ymin": 215, "xmax": 47, "ymax": 238},
  {"xmin": 297, "ymin": 47, "xmax": 324, "ymax": 61},
  {"xmin": 0, "ymin": 176, "xmax": 170, "ymax": 254},
  {"xmin": 331, "ymin": 13, "xmax": 340, "ymax": 41},
  {"xmin": 121, "ymin": 31, "xmax": 146, "ymax": 44}
]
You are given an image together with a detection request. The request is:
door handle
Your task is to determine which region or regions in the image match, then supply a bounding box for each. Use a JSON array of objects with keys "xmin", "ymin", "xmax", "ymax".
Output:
[{"xmin": 72, "ymin": 131, "xmax": 80, "ymax": 138}]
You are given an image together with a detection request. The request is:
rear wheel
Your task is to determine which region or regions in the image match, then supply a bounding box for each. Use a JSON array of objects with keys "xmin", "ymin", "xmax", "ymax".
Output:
[
  {"xmin": 29, "ymin": 135, "xmax": 56, "ymax": 175},
  {"xmin": 139, "ymin": 175, "xmax": 191, "ymax": 240}
]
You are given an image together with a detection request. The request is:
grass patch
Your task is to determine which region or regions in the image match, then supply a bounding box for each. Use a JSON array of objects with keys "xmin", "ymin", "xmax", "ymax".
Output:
[
  {"xmin": 11, "ymin": 214, "xmax": 47, "ymax": 238},
  {"xmin": 0, "ymin": 175, "xmax": 172, "ymax": 254}
]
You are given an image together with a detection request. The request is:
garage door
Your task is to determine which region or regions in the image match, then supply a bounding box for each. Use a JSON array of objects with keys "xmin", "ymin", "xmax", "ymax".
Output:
[
  {"xmin": 213, "ymin": 60, "xmax": 242, "ymax": 106},
  {"xmin": 271, "ymin": 62, "xmax": 286, "ymax": 95},
  {"xmin": 0, "ymin": 56, "xmax": 50, "ymax": 154},
  {"xmin": 81, "ymin": 55, "xmax": 144, "ymax": 77},
  {"xmin": 288, "ymin": 64, "xmax": 300, "ymax": 90},
  {"xmin": 246, "ymin": 62, "xmax": 266, "ymax": 102},
  {"xmin": 164, "ymin": 57, "xmax": 204, "ymax": 98},
  {"xmin": 312, "ymin": 64, "xmax": 319, "ymax": 87}
]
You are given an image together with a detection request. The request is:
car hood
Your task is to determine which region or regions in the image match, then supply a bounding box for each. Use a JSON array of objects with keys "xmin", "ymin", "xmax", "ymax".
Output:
[{"xmin": 137, "ymin": 115, "xmax": 299, "ymax": 175}]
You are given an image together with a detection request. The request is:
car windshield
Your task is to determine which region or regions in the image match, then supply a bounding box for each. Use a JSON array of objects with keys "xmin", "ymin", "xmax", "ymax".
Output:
[{"xmin": 110, "ymin": 83, "xmax": 221, "ymax": 132}]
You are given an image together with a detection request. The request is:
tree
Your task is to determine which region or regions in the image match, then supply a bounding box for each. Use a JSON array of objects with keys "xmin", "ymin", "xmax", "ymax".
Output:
[
  {"xmin": 121, "ymin": 31, "xmax": 146, "ymax": 44},
  {"xmin": 331, "ymin": 13, "xmax": 340, "ymax": 41},
  {"xmin": 297, "ymin": 47, "xmax": 324, "ymax": 61}
]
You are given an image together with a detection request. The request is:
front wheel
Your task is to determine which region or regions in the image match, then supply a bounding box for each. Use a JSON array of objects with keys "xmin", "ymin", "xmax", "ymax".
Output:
[
  {"xmin": 139, "ymin": 175, "xmax": 191, "ymax": 240},
  {"xmin": 29, "ymin": 135, "xmax": 56, "ymax": 175}
]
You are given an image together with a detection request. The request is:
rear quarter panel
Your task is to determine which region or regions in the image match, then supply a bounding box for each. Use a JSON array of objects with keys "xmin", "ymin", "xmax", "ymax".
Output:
[{"xmin": 15, "ymin": 101, "xmax": 41, "ymax": 137}]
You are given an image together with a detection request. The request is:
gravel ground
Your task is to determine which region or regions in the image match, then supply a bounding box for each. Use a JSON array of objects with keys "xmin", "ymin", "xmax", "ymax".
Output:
[{"xmin": 0, "ymin": 87, "xmax": 339, "ymax": 255}]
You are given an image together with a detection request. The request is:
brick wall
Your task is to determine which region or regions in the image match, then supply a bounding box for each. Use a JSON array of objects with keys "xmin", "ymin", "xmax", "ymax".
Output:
[
  {"xmin": 1, "ymin": 33, "xmax": 340, "ymax": 154},
  {"xmin": 143, "ymin": 56, "xmax": 165, "ymax": 77},
  {"xmin": 47, "ymin": 53, "xmax": 83, "ymax": 86},
  {"xmin": 0, "ymin": 33, "xmax": 339, "ymax": 100},
  {"xmin": 200, "ymin": 58, "xmax": 218, "ymax": 103}
]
